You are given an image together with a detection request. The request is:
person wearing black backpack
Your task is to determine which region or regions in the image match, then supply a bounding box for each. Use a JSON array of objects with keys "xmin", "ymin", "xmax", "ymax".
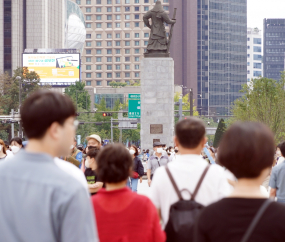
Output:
[
  {"xmin": 149, "ymin": 118, "xmax": 231, "ymax": 242},
  {"xmin": 194, "ymin": 122, "xmax": 285, "ymax": 242}
]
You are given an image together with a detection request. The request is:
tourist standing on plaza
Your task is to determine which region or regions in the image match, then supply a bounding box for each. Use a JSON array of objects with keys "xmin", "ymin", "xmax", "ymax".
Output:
[
  {"xmin": 269, "ymin": 141, "xmax": 285, "ymax": 203},
  {"xmin": 150, "ymin": 118, "xmax": 231, "ymax": 230},
  {"xmin": 194, "ymin": 122, "xmax": 285, "ymax": 242},
  {"xmin": 0, "ymin": 91, "xmax": 99, "ymax": 242},
  {"xmin": 91, "ymin": 144, "xmax": 165, "ymax": 242},
  {"xmin": 147, "ymin": 141, "xmax": 170, "ymax": 187},
  {"xmin": 128, "ymin": 145, "xmax": 144, "ymax": 192},
  {"xmin": 0, "ymin": 139, "xmax": 7, "ymax": 161}
]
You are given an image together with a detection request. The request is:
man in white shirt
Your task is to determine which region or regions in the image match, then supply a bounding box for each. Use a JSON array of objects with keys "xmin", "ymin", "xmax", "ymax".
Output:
[{"xmin": 149, "ymin": 117, "xmax": 231, "ymax": 228}]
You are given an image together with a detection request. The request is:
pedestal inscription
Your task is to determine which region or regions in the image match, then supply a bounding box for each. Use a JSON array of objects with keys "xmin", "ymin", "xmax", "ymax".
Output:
[{"xmin": 150, "ymin": 124, "xmax": 163, "ymax": 134}]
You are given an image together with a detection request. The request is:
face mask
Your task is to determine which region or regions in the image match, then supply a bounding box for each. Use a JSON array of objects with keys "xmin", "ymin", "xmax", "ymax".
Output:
[
  {"xmin": 129, "ymin": 149, "xmax": 135, "ymax": 155},
  {"xmin": 156, "ymin": 148, "xmax": 163, "ymax": 154},
  {"xmin": 85, "ymin": 159, "xmax": 90, "ymax": 168},
  {"xmin": 10, "ymin": 146, "xmax": 20, "ymax": 154},
  {"xmin": 0, "ymin": 145, "xmax": 2, "ymax": 151},
  {"xmin": 70, "ymin": 145, "xmax": 74, "ymax": 149},
  {"xmin": 276, "ymin": 150, "xmax": 281, "ymax": 156}
]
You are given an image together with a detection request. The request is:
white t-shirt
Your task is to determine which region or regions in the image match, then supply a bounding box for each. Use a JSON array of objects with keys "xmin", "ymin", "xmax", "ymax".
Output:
[
  {"xmin": 277, "ymin": 156, "xmax": 285, "ymax": 165},
  {"xmin": 54, "ymin": 158, "xmax": 89, "ymax": 194},
  {"xmin": 149, "ymin": 154, "xmax": 231, "ymax": 228}
]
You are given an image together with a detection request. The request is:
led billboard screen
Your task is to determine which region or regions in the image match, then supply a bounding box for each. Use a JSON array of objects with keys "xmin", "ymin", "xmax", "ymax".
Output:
[{"xmin": 22, "ymin": 53, "xmax": 80, "ymax": 82}]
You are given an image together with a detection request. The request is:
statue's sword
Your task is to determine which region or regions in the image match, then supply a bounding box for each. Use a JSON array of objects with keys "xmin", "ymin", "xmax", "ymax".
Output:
[{"xmin": 167, "ymin": 8, "xmax": 177, "ymax": 53}]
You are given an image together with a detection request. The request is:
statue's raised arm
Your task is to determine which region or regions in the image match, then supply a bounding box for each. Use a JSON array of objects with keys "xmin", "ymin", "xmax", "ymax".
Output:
[{"xmin": 143, "ymin": 0, "xmax": 176, "ymax": 58}]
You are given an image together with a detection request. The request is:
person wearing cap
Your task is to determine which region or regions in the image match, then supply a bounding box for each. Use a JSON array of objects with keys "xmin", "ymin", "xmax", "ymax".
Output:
[{"xmin": 147, "ymin": 142, "xmax": 170, "ymax": 187}]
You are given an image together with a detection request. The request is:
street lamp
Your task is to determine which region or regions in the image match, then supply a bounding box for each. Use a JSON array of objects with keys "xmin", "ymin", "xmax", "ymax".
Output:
[{"xmin": 16, "ymin": 76, "xmax": 22, "ymax": 138}]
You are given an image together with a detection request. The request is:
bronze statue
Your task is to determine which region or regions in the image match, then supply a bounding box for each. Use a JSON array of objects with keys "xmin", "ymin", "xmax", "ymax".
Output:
[{"xmin": 143, "ymin": 1, "xmax": 176, "ymax": 58}]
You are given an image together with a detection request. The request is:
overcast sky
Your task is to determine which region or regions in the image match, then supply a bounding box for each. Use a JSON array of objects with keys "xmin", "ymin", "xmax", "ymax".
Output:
[{"xmin": 248, "ymin": 0, "xmax": 285, "ymax": 31}]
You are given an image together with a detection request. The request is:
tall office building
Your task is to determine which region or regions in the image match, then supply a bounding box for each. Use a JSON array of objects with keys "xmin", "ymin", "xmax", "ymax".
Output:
[
  {"xmin": 247, "ymin": 27, "xmax": 263, "ymax": 83},
  {"xmin": 0, "ymin": 0, "xmax": 86, "ymax": 76},
  {"xmin": 263, "ymin": 19, "xmax": 285, "ymax": 81},
  {"xmin": 73, "ymin": 0, "xmax": 170, "ymax": 88},
  {"xmin": 169, "ymin": 0, "xmax": 247, "ymax": 115}
]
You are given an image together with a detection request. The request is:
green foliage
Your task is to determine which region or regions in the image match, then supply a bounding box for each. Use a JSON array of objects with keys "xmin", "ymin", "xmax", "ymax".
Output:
[
  {"xmin": 231, "ymin": 74, "xmax": 285, "ymax": 143},
  {"xmin": 109, "ymin": 81, "xmax": 127, "ymax": 88},
  {"xmin": 213, "ymin": 119, "xmax": 226, "ymax": 148},
  {"xmin": 127, "ymin": 80, "xmax": 141, "ymax": 86},
  {"xmin": 65, "ymin": 81, "xmax": 91, "ymax": 111}
]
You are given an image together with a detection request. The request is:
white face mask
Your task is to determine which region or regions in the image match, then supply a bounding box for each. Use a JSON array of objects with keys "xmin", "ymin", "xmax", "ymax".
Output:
[
  {"xmin": 0, "ymin": 145, "xmax": 2, "ymax": 151},
  {"xmin": 129, "ymin": 149, "xmax": 135, "ymax": 155},
  {"xmin": 70, "ymin": 145, "xmax": 74, "ymax": 150},
  {"xmin": 85, "ymin": 158, "xmax": 90, "ymax": 168},
  {"xmin": 156, "ymin": 148, "xmax": 163, "ymax": 154},
  {"xmin": 10, "ymin": 146, "xmax": 20, "ymax": 154},
  {"xmin": 276, "ymin": 150, "xmax": 282, "ymax": 156}
]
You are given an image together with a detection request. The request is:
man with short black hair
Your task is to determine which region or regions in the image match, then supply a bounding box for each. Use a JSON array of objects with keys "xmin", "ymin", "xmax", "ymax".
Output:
[
  {"xmin": 150, "ymin": 117, "xmax": 231, "ymax": 228},
  {"xmin": 0, "ymin": 90, "xmax": 99, "ymax": 242}
]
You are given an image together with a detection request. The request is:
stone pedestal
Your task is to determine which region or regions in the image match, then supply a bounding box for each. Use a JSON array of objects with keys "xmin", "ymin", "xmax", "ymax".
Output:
[{"xmin": 140, "ymin": 58, "xmax": 174, "ymax": 151}]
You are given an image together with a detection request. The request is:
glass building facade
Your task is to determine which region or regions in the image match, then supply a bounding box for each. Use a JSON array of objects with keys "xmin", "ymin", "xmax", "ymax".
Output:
[
  {"xmin": 197, "ymin": 0, "xmax": 247, "ymax": 115},
  {"xmin": 263, "ymin": 19, "xmax": 285, "ymax": 81},
  {"xmin": 95, "ymin": 94, "xmax": 125, "ymax": 109}
]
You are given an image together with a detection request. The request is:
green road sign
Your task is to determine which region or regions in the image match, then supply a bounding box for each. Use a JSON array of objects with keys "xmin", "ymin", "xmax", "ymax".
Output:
[{"xmin": 128, "ymin": 94, "xmax": 141, "ymax": 118}]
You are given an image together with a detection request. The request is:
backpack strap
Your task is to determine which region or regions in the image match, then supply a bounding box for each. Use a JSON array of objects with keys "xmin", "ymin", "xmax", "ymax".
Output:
[
  {"xmin": 165, "ymin": 165, "xmax": 183, "ymax": 201},
  {"xmin": 240, "ymin": 199, "xmax": 272, "ymax": 242},
  {"xmin": 191, "ymin": 165, "xmax": 210, "ymax": 201}
]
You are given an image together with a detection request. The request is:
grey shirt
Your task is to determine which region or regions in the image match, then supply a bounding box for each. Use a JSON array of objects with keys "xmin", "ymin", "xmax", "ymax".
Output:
[
  {"xmin": 0, "ymin": 150, "xmax": 99, "ymax": 242},
  {"xmin": 147, "ymin": 153, "xmax": 169, "ymax": 175},
  {"xmin": 269, "ymin": 162, "xmax": 285, "ymax": 201}
]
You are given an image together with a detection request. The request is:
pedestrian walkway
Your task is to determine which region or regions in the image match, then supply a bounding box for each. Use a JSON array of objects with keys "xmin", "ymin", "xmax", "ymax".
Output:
[{"xmin": 137, "ymin": 180, "xmax": 151, "ymax": 196}]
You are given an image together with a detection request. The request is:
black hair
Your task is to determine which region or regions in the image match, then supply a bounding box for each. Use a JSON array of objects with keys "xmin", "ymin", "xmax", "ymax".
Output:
[
  {"xmin": 10, "ymin": 137, "xmax": 23, "ymax": 146},
  {"xmin": 130, "ymin": 145, "xmax": 139, "ymax": 156},
  {"xmin": 21, "ymin": 90, "xmax": 76, "ymax": 139},
  {"xmin": 277, "ymin": 142, "xmax": 285, "ymax": 157}
]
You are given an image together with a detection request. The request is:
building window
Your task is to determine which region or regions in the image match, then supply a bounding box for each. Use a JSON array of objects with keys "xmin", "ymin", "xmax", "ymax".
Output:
[
  {"xmin": 125, "ymin": 49, "xmax": 130, "ymax": 54},
  {"xmin": 86, "ymin": 23, "xmax": 92, "ymax": 28},
  {"xmin": 107, "ymin": 65, "xmax": 112, "ymax": 70},
  {"xmin": 86, "ymin": 81, "xmax": 91, "ymax": 86},
  {"xmin": 144, "ymin": 7, "xmax": 149, "ymax": 11},
  {"xmin": 96, "ymin": 57, "xmax": 102, "ymax": 62},
  {"xmin": 125, "ymin": 14, "xmax": 130, "ymax": 20},
  {"xmin": 107, "ymin": 33, "xmax": 112, "ymax": 38},
  {"xmin": 135, "ymin": 7, "xmax": 139, "ymax": 11},
  {"xmin": 135, "ymin": 0, "xmax": 139, "ymax": 3},
  {"xmin": 144, "ymin": 0, "xmax": 149, "ymax": 3},
  {"xmin": 116, "ymin": 41, "xmax": 121, "ymax": 46},
  {"xmin": 247, "ymin": 54, "xmax": 250, "ymax": 58},
  {"xmin": 253, "ymin": 71, "xmax": 262, "ymax": 76},
  {"xmin": 253, "ymin": 54, "xmax": 262, "ymax": 61},
  {"xmin": 125, "ymin": 7, "xmax": 130, "ymax": 11},
  {"xmin": 116, "ymin": 49, "xmax": 121, "ymax": 54},
  {"xmin": 135, "ymin": 14, "xmax": 139, "ymax": 19},
  {"xmin": 97, "ymin": 0, "xmax": 101, "ymax": 3},
  {"xmin": 96, "ymin": 81, "xmax": 102, "ymax": 86},
  {"xmin": 135, "ymin": 73, "xmax": 139, "ymax": 77},
  {"xmin": 107, "ymin": 0, "xmax": 112, "ymax": 4},
  {"xmin": 144, "ymin": 33, "xmax": 149, "ymax": 38},
  {"xmin": 135, "ymin": 49, "xmax": 140, "ymax": 54},
  {"xmin": 116, "ymin": 65, "xmax": 121, "ymax": 70},
  {"xmin": 135, "ymin": 33, "xmax": 139, "ymax": 38},
  {"xmin": 107, "ymin": 15, "xmax": 112, "ymax": 20},
  {"xmin": 135, "ymin": 22, "xmax": 139, "ymax": 27},
  {"xmin": 116, "ymin": 23, "xmax": 121, "ymax": 28},
  {"xmin": 86, "ymin": 41, "xmax": 92, "ymax": 47},
  {"xmin": 135, "ymin": 65, "xmax": 139, "ymax": 69},
  {"xmin": 144, "ymin": 41, "xmax": 148, "ymax": 46},
  {"xmin": 96, "ymin": 41, "xmax": 102, "ymax": 46},
  {"xmin": 247, "ymin": 62, "xmax": 250, "ymax": 66},
  {"xmin": 163, "ymin": 6, "xmax": 169, "ymax": 11},
  {"xmin": 107, "ymin": 7, "xmax": 112, "ymax": 12},
  {"xmin": 96, "ymin": 73, "xmax": 102, "ymax": 78},
  {"xmin": 107, "ymin": 23, "xmax": 112, "ymax": 28},
  {"xmin": 125, "ymin": 65, "xmax": 130, "ymax": 70},
  {"xmin": 86, "ymin": 15, "xmax": 91, "ymax": 20},
  {"xmin": 86, "ymin": 34, "xmax": 91, "ymax": 39},
  {"xmin": 86, "ymin": 73, "xmax": 92, "ymax": 78},
  {"xmin": 86, "ymin": 0, "xmax": 91, "ymax": 4},
  {"xmin": 163, "ymin": 0, "xmax": 168, "ymax": 2},
  {"xmin": 116, "ymin": 0, "xmax": 120, "ymax": 3},
  {"xmin": 253, "ymin": 46, "xmax": 261, "ymax": 52},
  {"xmin": 107, "ymin": 41, "xmax": 112, "ymax": 46},
  {"xmin": 247, "ymin": 37, "xmax": 250, "ymax": 41},
  {"xmin": 107, "ymin": 49, "xmax": 112, "ymax": 54},
  {"xmin": 96, "ymin": 7, "xmax": 102, "ymax": 12},
  {"xmin": 116, "ymin": 33, "xmax": 120, "ymax": 38},
  {"xmin": 107, "ymin": 73, "xmax": 112, "ymax": 78},
  {"xmin": 125, "ymin": 0, "xmax": 130, "ymax": 3},
  {"xmin": 253, "ymin": 63, "xmax": 262, "ymax": 69},
  {"xmin": 125, "ymin": 23, "xmax": 130, "ymax": 28},
  {"xmin": 86, "ymin": 7, "xmax": 91, "ymax": 12},
  {"xmin": 96, "ymin": 34, "xmax": 102, "ymax": 39},
  {"xmin": 116, "ymin": 57, "xmax": 121, "ymax": 62},
  {"xmin": 96, "ymin": 49, "xmax": 102, "ymax": 54},
  {"xmin": 135, "ymin": 57, "xmax": 139, "ymax": 62},
  {"xmin": 125, "ymin": 72, "xmax": 130, "ymax": 77},
  {"xmin": 96, "ymin": 15, "xmax": 102, "ymax": 20},
  {"xmin": 107, "ymin": 57, "xmax": 112, "ymax": 62},
  {"xmin": 135, "ymin": 41, "xmax": 140, "ymax": 46},
  {"xmin": 116, "ymin": 73, "xmax": 121, "ymax": 77},
  {"xmin": 125, "ymin": 41, "xmax": 130, "ymax": 46},
  {"xmin": 253, "ymin": 38, "xmax": 262, "ymax": 44},
  {"xmin": 96, "ymin": 65, "xmax": 102, "ymax": 70},
  {"xmin": 76, "ymin": 0, "xmax": 81, "ymax": 4},
  {"xmin": 247, "ymin": 46, "xmax": 250, "ymax": 49},
  {"xmin": 116, "ymin": 15, "xmax": 121, "ymax": 20},
  {"xmin": 125, "ymin": 33, "xmax": 130, "ymax": 38},
  {"xmin": 86, "ymin": 57, "xmax": 91, "ymax": 62},
  {"xmin": 125, "ymin": 57, "xmax": 130, "ymax": 62},
  {"xmin": 115, "ymin": 7, "xmax": 121, "ymax": 12},
  {"xmin": 96, "ymin": 23, "xmax": 102, "ymax": 28},
  {"xmin": 86, "ymin": 65, "xmax": 91, "ymax": 70},
  {"xmin": 247, "ymin": 70, "xmax": 250, "ymax": 74}
]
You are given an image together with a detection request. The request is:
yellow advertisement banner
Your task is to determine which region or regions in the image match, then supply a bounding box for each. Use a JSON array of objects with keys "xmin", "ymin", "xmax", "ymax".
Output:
[{"xmin": 27, "ymin": 66, "xmax": 80, "ymax": 79}]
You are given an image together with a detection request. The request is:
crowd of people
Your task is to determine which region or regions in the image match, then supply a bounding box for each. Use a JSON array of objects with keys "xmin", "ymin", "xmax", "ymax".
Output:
[{"xmin": 1, "ymin": 90, "xmax": 285, "ymax": 242}]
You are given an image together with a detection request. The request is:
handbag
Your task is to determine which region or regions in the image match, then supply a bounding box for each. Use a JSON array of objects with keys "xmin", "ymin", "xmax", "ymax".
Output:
[{"xmin": 132, "ymin": 171, "xmax": 139, "ymax": 179}]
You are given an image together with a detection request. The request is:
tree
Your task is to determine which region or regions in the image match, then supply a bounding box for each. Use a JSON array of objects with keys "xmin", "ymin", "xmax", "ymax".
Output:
[
  {"xmin": 65, "ymin": 81, "xmax": 91, "ymax": 111},
  {"xmin": 109, "ymin": 81, "xmax": 127, "ymax": 88},
  {"xmin": 213, "ymin": 119, "xmax": 226, "ymax": 148},
  {"xmin": 231, "ymin": 74, "xmax": 285, "ymax": 142}
]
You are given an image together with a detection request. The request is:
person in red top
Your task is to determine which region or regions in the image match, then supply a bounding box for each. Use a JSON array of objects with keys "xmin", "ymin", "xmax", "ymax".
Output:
[{"xmin": 91, "ymin": 143, "xmax": 166, "ymax": 242}]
